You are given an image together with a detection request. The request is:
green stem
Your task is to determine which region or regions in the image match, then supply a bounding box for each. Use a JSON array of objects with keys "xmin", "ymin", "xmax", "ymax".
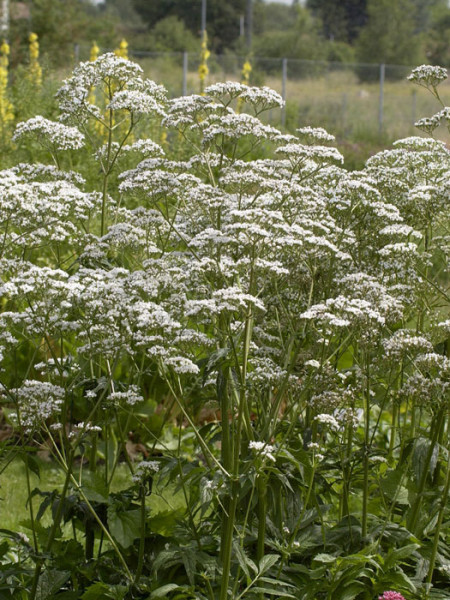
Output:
[
  {"xmin": 408, "ymin": 409, "xmax": 444, "ymax": 534},
  {"xmin": 426, "ymin": 437, "xmax": 450, "ymax": 585},
  {"xmin": 388, "ymin": 401, "xmax": 398, "ymax": 461},
  {"xmin": 29, "ymin": 457, "xmax": 73, "ymax": 600},
  {"xmin": 134, "ymin": 486, "xmax": 147, "ymax": 585},
  {"xmin": 361, "ymin": 358, "xmax": 371, "ymax": 540},
  {"xmin": 256, "ymin": 473, "xmax": 267, "ymax": 593},
  {"xmin": 276, "ymin": 460, "xmax": 317, "ymax": 577},
  {"xmin": 24, "ymin": 456, "xmax": 38, "ymax": 553},
  {"xmin": 219, "ymin": 306, "xmax": 254, "ymax": 600},
  {"xmin": 100, "ymin": 107, "xmax": 113, "ymax": 237}
]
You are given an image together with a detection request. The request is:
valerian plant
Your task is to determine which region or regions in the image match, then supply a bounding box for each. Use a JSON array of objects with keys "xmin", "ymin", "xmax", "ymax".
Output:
[{"xmin": 0, "ymin": 55, "xmax": 448, "ymax": 600}]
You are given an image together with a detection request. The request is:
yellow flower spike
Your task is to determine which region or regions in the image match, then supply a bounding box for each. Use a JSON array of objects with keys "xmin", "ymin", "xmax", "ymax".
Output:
[
  {"xmin": 0, "ymin": 40, "xmax": 10, "ymax": 57},
  {"xmin": 28, "ymin": 32, "xmax": 42, "ymax": 88},
  {"xmin": 0, "ymin": 40, "xmax": 14, "ymax": 134},
  {"xmin": 198, "ymin": 30, "xmax": 210, "ymax": 95},
  {"xmin": 237, "ymin": 58, "xmax": 252, "ymax": 114},
  {"xmin": 114, "ymin": 39, "xmax": 129, "ymax": 60},
  {"xmin": 241, "ymin": 59, "xmax": 252, "ymax": 85},
  {"xmin": 90, "ymin": 41, "xmax": 99, "ymax": 62}
]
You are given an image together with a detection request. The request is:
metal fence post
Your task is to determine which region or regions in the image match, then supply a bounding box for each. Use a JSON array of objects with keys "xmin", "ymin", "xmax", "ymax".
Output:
[
  {"xmin": 182, "ymin": 52, "xmax": 188, "ymax": 96},
  {"xmin": 378, "ymin": 63, "xmax": 385, "ymax": 135},
  {"xmin": 412, "ymin": 89, "xmax": 417, "ymax": 126},
  {"xmin": 281, "ymin": 58, "xmax": 287, "ymax": 127}
]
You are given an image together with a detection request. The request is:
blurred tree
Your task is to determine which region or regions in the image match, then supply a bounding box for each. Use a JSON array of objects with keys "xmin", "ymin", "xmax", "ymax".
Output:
[
  {"xmin": 424, "ymin": 4, "xmax": 450, "ymax": 65},
  {"xmin": 411, "ymin": 0, "xmax": 447, "ymax": 32},
  {"xmin": 307, "ymin": 0, "xmax": 368, "ymax": 42},
  {"xmin": 131, "ymin": 0, "xmax": 245, "ymax": 52},
  {"xmin": 355, "ymin": 0, "xmax": 425, "ymax": 75},
  {"xmin": 148, "ymin": 16, "xmax": 199, "ymax": 53},
  {"xmin": 253, "ymin": 6, "xmax": 327, "ymax": 66},
  {"xmin": 9, "ymin": 0, "xmax": 121, "ymax": 65}
]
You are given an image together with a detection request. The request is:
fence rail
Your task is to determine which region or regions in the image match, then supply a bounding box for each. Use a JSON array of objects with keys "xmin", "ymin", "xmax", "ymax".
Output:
[{"xmin": 71, "ymin": 45, "xmax": 450, "ymax": 141}]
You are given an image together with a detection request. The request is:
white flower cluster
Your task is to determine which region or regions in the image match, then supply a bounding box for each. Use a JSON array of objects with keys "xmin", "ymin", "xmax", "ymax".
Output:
[
  {"xmin": 248, "ymin": 441, "xmax": 276, "ymax": 462},
  {"xmin": 132, "ymin": 460, "xmax": 160, "ymax": 484},
  {"xmin": 407, "ymin": 65, "xmax": 447, "ymax": 87},
  {"xmin": 0, "ymin": 54, "xmax": 448, "ymax": 457},
  {"xmin": 11, "ymin": 380, "xmax": 65, "ymax": 432},
  {"xmin": 13, "ymin": 116, "xmax": 85, "ymax": 150}
]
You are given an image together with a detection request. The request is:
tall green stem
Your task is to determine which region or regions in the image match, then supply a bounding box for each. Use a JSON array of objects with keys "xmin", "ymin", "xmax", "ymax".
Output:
[
  {"xmin": 408, "ymin": 409, "xmax": 444, "ymax": 534},
  {"xmin": 426, "ymin": 426, "xmax": 450, "ymax": 586},
  {"xmin": 219, "ymin": 306, "xmax": 254, "ymax": 600},
  {"xmin": 256, "ymin": 473, "xmax": 267, "ymax": 563},
  {"xmin": 361, "ymin": 357, "xmax": 371, "ymax": 539},
  {"xmin": 29, "ymin": 456, "xmax": 73, "ymax": 600},
  {"xmin": 134, "ymin": 486, "xmax": 147, "ymax": 585},
  {"xmin": 100, "ymin": 107, "xmax": 113, "ymax": 237}
]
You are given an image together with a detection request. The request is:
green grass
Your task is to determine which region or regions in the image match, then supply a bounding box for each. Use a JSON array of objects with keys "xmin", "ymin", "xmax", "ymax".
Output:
[{"xmin": 0, "ymin": 456, "xmax": 186, "ymax": 535}]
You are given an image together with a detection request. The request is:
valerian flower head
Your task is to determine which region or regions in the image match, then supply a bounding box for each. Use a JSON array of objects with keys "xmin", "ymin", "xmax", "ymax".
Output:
[
  {"xmin": 11, "ymin": 380, "xmax": 65, "ymax": 432},
  {"xmin": 249, "ymin": 441, "xmax": 276, "ymax": 462},
  {"xmin": 408, "ymin": 64, "xmax": 447, "ymax": 87},
  {"xmin": 13, "ymin": 117, "xmax": 85, "ymax": 150},
  {"xmin": 296, "ymin": 126, "xmax": 335, "ymax": 144},
  {"xmin": 132, "ymin": 460, "xmax": 160, "ymax": 484}
]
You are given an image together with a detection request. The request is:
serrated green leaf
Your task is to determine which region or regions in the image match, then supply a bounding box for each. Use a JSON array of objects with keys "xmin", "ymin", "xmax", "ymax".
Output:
[
  {"xmin": 385, "ymin": 543, "xmax": 420, "ymax": 568},
  {"xmin": 35, "ymin": 569, "xmax": 70, "ymax": 600},
  {"xmin": 251, "ymin": 587, "xmax": 296, "ymax": 598},
  {"xmin": 82, "ymin": 582, "xmax": 110, "ymax": 599},
  {"xmin": 258, "ymin": 554, "xmax": 280, "ymax": 574},
  {"xmin": 81, "ymin": 471, "xmax": 109, "ymax": 503},
  {"xmin": 381, "ymin": 470, "xmax": 409, "ymax": 505},
  {"xmin": 338, "ymin": 583, "xmax": 366, "ymax": 600},
  {"xmin": 107, "ymin": 507, "xmax": 140, "ymax": 548},
  {"xmin": 149, "ymin": 584, "xmax": 181, "ymax": 598},
  {"xmin": 233, "ymin": 541, "xmax": 252, "ymax": 579},
  {"xmin": 313, "ymin": 553, "xmax": 337, "ymax": 564}
]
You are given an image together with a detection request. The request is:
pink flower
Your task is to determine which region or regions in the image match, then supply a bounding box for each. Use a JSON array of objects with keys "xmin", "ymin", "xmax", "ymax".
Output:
[{"xmin": 379, "ymin": 592, "xmax": 406, "ymax": 600}]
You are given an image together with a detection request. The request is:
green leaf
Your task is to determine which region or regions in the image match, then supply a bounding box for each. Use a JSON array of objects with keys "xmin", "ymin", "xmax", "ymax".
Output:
[
  {"xmin": 149, "ymin": 506, "xmax": 185, "ymax": 537},
  {"xmin": 35, "ymin": 569, "xmax": 70, "ymax": 600},
  {"xmin": 385, "ymin": 543, "xmax": 420, "ymax": 568},
  {"xmin": 81, "ymin": 471, "xmax": 109, "ymax": 503},
  {"xmin": 105, "ymin": 585, "xmax": 128, "ymax": 600},
  {"xmin": 313, "ymin": 553, "xmax": 337, "ymax": 564},
  {"xmin": 338, "ymin": 583, "xmax": 367, "ymax": 600},
  {"xmin": 18, "ymin": 451, "xmax": 41, "ymax": 479},
  {"xmin": 258, "ymin": 554, "xmax": 280, "ymax": 574},
  {"xmin": 381, "ymin": 470, "xmax": 410, "ymax": 505},
  {"xmin": 413, "ymin": 438, "xmax": 438, "ymax": 484},
  {"xmin": 82, "ymin": 583, "xmax": 110, "ymax": 599},
  {"xmin": 149, "ymin": 584, "xmax": 181, "ymax": 598},
  {"xmin": 233, "ymin": 541, "xmax": 257, "ymax": 579},
  {"xmin": 0, "ymin": 541, "xmax": 9, "ymax": 558},
  {"xmin": 81, "ymin": 583, "xmax": 127, "ymax": 599},
  {"xmin": 107, "ymin": 507, "xmax": 141, "ymax": 548},
  {"xmin": 251, "ymin": 587, "xmax": 295, "ymax": 598}
]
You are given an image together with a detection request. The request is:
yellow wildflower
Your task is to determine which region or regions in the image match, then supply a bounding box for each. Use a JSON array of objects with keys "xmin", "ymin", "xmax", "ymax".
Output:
[
  {"xmin": 28, "ymin": 32, "xmax": 42, "ymax": 88},
  {"xmin": 237, "ymin": 58, "xmax": 252, "ymax": 113},
  {"xmin": 90, "ymin": 41, "xmax": 100, "ymax": 62},
  {"xmin": 115, "ymin": 39, "xmax": 129, "ymax": 60},
  {"xmin": 198, "ymin": 30, "xmax": 210, "ymax": 95},
  {"xmin": 0, "ymin": 40, "xmax": 14, "ymax": 132},
  {"xmin": 241, "ymin": 59, "xmax": 252, "ymax": 85}
]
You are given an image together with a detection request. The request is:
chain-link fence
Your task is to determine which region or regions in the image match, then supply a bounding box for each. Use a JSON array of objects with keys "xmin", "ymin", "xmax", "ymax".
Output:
[{"xmin": 72, "ymin": 45, "xmax": 450, "ymax": 142}]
